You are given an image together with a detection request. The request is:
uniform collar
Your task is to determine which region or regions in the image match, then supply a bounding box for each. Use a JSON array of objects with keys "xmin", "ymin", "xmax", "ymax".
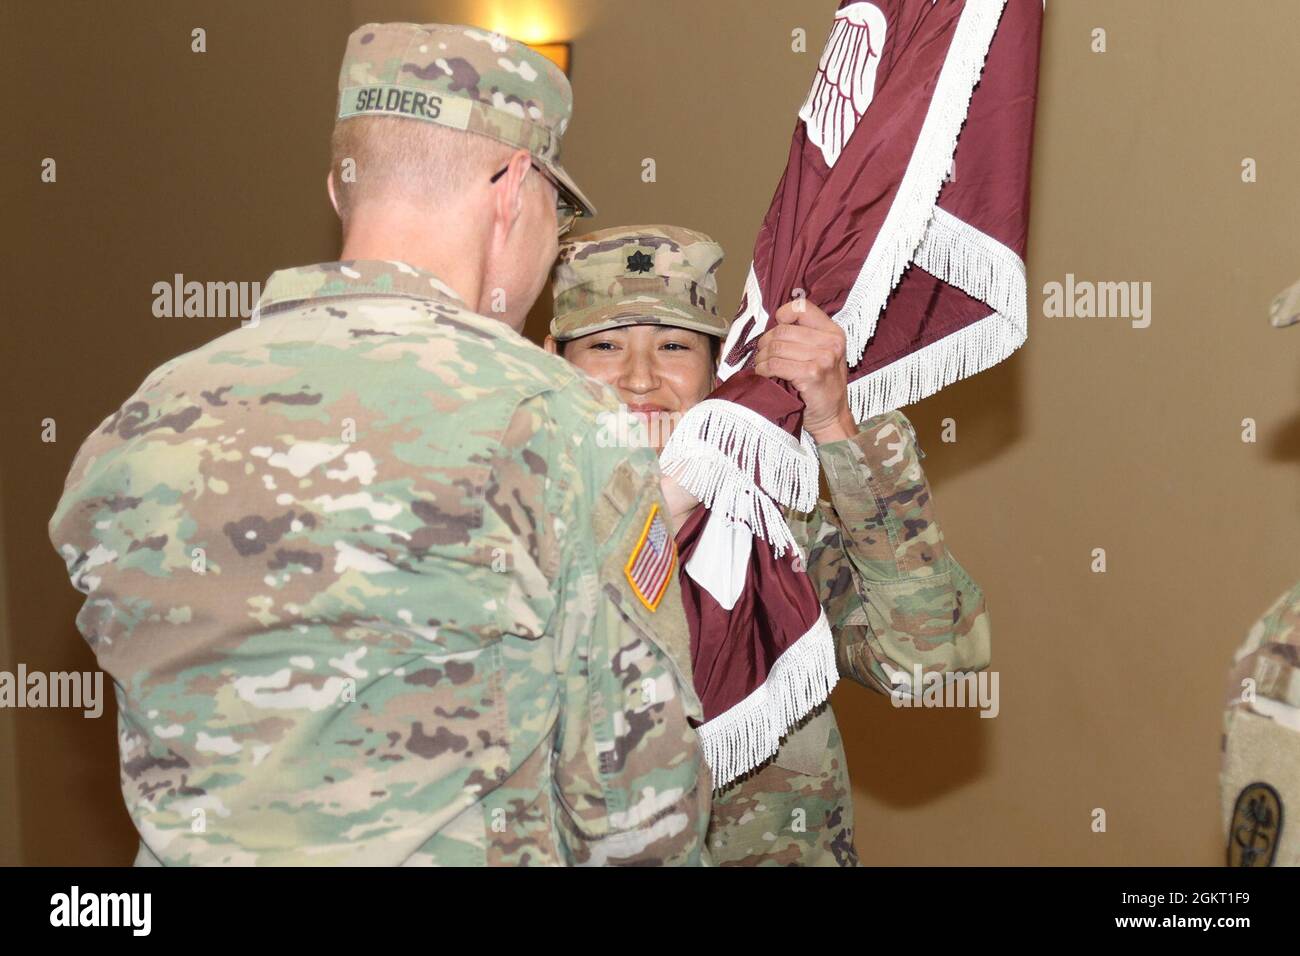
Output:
[{"xmin": 255, "ymin": 260, "xmax": 467, "ymax": 313}]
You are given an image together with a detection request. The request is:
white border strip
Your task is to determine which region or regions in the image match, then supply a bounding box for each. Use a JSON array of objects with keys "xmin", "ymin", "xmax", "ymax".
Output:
[{"xmin": 834, "ymin": 0, "xmax": 1009, "ymax": 363}]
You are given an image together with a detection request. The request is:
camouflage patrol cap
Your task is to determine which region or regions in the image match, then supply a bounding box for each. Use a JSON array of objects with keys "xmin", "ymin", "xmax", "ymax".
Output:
[
  {"xmin": 1270, "ymin": 277, "xmax": 1300, "ymax": 329},
  {"xmin": 337, "ymin": 22, "xmax": 595, "ymax": 219},
  {"xmin": 550, "ymin": 225, "xmax": 727, "ymax": 341}
]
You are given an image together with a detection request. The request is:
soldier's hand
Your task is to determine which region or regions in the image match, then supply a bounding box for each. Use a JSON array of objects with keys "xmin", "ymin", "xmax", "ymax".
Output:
[{"xmin": 754, "ymin": 300, "xmax": 858, "ymax": 443}]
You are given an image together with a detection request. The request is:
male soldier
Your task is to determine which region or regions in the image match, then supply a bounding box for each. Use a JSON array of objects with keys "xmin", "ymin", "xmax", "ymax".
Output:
[
  {"xmin": 48, "ymin": 24, "xmax": 709, "ymax": 866},
  {"xmin": 546, "ymin": 225, "xmax": 991, "ymax": 865},
  {"xmin": 1221, "ymin": 278, "xmax": 1300, "ymax": 867}
]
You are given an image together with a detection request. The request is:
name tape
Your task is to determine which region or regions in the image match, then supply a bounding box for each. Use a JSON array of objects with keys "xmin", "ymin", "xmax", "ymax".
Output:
[{"xmin": 339, "ymin": 84, "xmax": 472, "ymax": 130}]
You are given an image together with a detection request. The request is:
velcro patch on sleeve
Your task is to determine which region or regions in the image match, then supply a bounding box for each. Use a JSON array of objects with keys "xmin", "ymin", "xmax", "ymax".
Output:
[{"xmin": 624, "ymin": 504, "xmax": 676, "ymax": 612}]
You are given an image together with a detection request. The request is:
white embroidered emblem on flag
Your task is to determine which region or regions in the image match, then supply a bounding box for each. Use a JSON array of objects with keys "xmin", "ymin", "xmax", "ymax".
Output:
[
  {"xmin": 624, "ymin": 504, "xmax": 676, "ymax": 612},
  {"xmin": 798, "ymin": 1, "xmax": 888, "ymax": 168}
]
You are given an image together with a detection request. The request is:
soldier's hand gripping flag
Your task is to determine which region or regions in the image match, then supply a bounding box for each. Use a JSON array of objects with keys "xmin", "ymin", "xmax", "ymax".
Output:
[{"xmin": 661, "ymin": 0, "xmax": 1043, "ymax": 787}]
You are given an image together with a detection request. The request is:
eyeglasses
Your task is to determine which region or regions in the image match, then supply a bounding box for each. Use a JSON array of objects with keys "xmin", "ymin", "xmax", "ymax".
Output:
[{"xmin": 490, "ymin": 161, "xmax": 579, "ymax": 237}]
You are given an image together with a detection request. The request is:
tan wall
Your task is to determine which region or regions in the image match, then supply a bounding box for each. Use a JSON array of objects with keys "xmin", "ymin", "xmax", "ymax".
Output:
[
  {"xmin": 4, "ymin": 0, "xmax": 1298, "ymax": 864},
  {"xmin": 0, "ymin": 468, "xmax": 21, "ymax": 865}
]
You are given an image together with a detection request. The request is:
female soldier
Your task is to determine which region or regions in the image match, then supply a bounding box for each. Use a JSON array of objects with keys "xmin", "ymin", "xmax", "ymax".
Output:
[{"xmin": 545, "ymin": 224, "xmax": 990, "ymax": 866}]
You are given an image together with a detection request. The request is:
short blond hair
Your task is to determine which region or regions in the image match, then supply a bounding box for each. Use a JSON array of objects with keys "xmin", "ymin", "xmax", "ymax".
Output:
[{"xmin": 329, "ymin": 116, "xmax": 514, "ymax": 229}]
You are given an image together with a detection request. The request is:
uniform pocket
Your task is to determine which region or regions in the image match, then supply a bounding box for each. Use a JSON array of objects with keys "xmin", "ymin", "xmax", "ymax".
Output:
[{"xmin": 771, "ymin": 706, "xmax": 835, "ymax": 776}]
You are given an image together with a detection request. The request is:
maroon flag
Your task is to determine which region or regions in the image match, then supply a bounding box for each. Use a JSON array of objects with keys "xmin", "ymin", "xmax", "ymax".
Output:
[{"xmin": 661, "ymin": 0, "xmax": 1042, "ymax": 786}]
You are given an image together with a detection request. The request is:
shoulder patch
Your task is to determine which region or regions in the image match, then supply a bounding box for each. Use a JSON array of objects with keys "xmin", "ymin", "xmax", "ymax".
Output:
[
  {"xmin": 1227, "ymin": 781, "xmax": 1283, "ymax": 866},
  {"xmin": 624, "ymin": 504, "xmax": 676, "ymax": 612}
]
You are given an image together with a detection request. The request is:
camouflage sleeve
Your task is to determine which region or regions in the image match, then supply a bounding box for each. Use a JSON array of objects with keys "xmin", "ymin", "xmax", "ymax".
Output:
[
  {"xmin": 789, "ymin": 410, "xmax": 990, "ymax": 696},
  {"xmin": 1220, "ymin": 582, "xmax": 1300, "ymax": 866},
  {"xmin": 550, "ymin": 398, "xmax": 711, "ymax": 866}
]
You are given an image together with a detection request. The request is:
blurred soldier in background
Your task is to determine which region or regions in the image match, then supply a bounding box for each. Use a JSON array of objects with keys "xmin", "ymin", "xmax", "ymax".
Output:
[{"xmin": 1221, "ymin": 277, "xmax": 1300, "ymax": 867}]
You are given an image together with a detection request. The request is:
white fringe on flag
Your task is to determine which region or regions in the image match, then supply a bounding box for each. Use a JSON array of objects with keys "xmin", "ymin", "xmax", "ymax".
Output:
[
  {"xmin": 660, "ymin": 399, "xmax": 820, "ymax": 556},
  {"xmin": 834, "ymin": 0, "xmax": 1009, "ymax": 364},
  {"xmin": 660, "ymin": 436, "xmax": 803, "ymax": 559},
  {"xmin": 849, "ymin": 206, "xmax": 1027, "ymax": 420},
  {"xmin": 697, "ymin": 607, "xmax": 839, "ymax": 790}
]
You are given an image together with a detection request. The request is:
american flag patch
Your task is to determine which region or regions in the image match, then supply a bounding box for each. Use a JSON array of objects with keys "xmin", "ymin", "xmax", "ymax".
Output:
[{"xmin": 624, "ymin": 504, "xmax": 676, "ymax": 612}]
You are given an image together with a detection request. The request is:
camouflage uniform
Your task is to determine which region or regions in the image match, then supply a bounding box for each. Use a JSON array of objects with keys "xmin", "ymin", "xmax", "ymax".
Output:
[
  {"xmin": 47, "ymin": 24, "xmax": 710, "ymax": 866},
  {"xmin": 708, "ymin": 412, "xmax": 990, "ymax": 867},
  {"xmin": 550, "ymin": 227, "xmax": 991, "ymax": 866},
  {"xmin": 1220, "ymin": 279, "xmax": 1300, "ymax": 867}
]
